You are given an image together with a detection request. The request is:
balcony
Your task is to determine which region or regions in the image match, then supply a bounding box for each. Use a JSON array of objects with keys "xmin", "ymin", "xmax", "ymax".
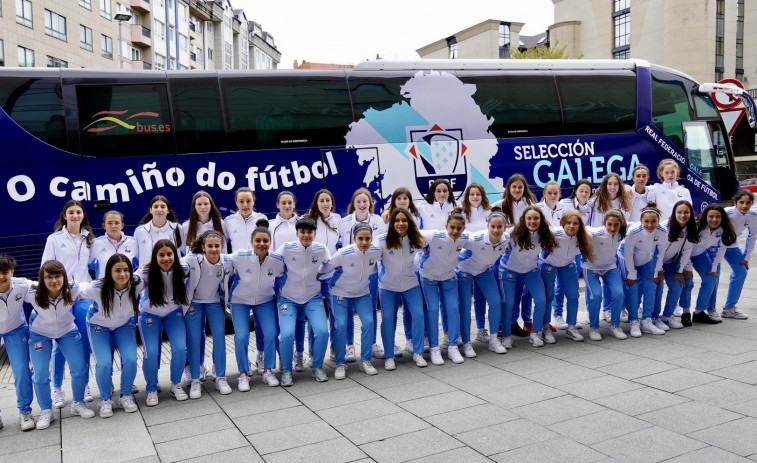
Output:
[
  {"xmin": 131, "ymin": 59, "xmax": 152, "ymax": 70},
  {"xmin": 189, "ymin": 0, "xmax": 211, "ymax": 20},
  {"xmin": 129, "ymin": 0, "xmax": 149, "ymax": 13},
  {"xmin": 131, "ymin": 25, "xmax": 151, "ymax": 47}
]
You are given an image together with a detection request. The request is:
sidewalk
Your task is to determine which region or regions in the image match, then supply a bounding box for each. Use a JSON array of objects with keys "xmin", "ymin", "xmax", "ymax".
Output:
[{"xmin": 3, "ymin": 266, "xmax": 757, "ymax": 462}]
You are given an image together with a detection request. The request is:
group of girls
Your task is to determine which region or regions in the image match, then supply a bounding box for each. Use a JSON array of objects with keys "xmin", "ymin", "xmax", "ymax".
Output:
[{"xmin": 2, "ymin": 157, "xmax": 754, "ymax": 434}]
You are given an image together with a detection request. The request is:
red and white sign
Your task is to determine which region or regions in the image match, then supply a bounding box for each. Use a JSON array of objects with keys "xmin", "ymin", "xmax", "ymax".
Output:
[{"xmin": 713, "ymin": 79, "xmax": 746, "ymax": 136}]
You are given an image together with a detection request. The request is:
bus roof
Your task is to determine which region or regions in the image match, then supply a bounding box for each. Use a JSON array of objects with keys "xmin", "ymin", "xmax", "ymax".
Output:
[{"xmin": 354, "ymin": 59, "xmax": 651, "ymax": 71}]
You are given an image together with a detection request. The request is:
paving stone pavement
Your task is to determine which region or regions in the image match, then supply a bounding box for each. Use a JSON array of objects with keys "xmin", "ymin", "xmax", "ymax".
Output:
[{"xmin": 3, "ymin": 262, "xmax": 757, "ymax": 462}]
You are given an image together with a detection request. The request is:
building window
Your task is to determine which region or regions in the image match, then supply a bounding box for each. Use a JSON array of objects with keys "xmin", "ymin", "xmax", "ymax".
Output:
[
  {"xmin": 208, "ymin": 48, "xmax": 213, "ymax": 60},
  {"xmin": 180, "ymin": 34, "xmax": 187, "ymax": 52},
  {"xmin": 44, "ymin": 10, "xmax": 67, "ymax": 41},
  {"xmin": 241, "ymin": 51, "xmax": 248, "ymax": 69},
  {"xmin": 0, "ymin": 40, "xmax": 4, "ymax": 67},
  {"xmin": 715, "ymin": 0, "xmax": 724, "ymax": 80},
  {"xmin": 101, "ymin": 34, "xmax": 113, "ymax": 59},
  {"xmin": 80, "ymin": 25, "xmax": 93, "ymax": 51},
  {"xmin": 46, "ymin": 56, "xmax": 68, "ymax": 67},
  {"xmin": 100, "ymin": 0, "xmax": 111, "ymax": 19},
  {"xmin": 129, "ymin": 46, "xmax": 141, "ymax": 61},
  {"xmin": 17, "ymin": 46, "xmax": 34, "ymax": 67},
  {"xmin": 154, "ymin": 53, "xmax": 166, "ymax": 70},
  {"xmin": 447, "ymin": 37, "xmax": 457, "ymax": 59},
  {"xmin": 612, "ymin": 0, "xmax": 630, "ymax": 58},
  {"xmin": 16, "ymin": 0, "xmax": 33, "ymax": 28},
  {"xmin": 613, "ymin": 49, "xmax": 630, "ymax": 59},
  {"xmin": 736, "ymin": 0, "xmax": 744, "ymax": 80},
  {"xmin": 79, "ymin": 0, "xmax": 91, "ymax": 9},
  {"xmin": 224, "ymin": 41, "xmax": 232, "ymax": 69},
  {"xmin": 154, "ymin": 19, "xmax": 165, "ymax": 40},
  {"xmin": 498, "ymin": 23, "xmax": 510, "ymax": 59}
]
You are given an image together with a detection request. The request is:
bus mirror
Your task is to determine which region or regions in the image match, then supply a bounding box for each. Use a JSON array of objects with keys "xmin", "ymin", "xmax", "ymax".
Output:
[{"xmin": 93, "ymin": 200, "xmax": 110, "ymax": 212}]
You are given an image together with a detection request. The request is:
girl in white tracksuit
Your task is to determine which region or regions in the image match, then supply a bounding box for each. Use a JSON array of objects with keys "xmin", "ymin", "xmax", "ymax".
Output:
[
  {"xmin": 89, "ymin": 210, "xmax": 138, "ymax": 279},
  {"xmin": 320, "ymin": 223, "xmax": 382, "ymax": 378},
  {"xmin": 82, "ymin": 254, "xmax": 143, "ymax": 418},
  {"xmin": 498, "ymin": 206, "xmax": 557, "ymax": 347},
  {"xmin": 375, "ymin": 208, "xmax": 427, "ymax": 369},
  {"xmin": 649, "ymin": 159, "xmax": 692, "ymax": 219},
  {"xmin": 183, "ymin": 231, "xmax": 232, "ymax": 399},
  {"xmin": 181, "ymin": 191, "xmax": 226, "ymax": 255},
  {"xmin": 27, "ymin": 260, "xmax": 95, "ymax": 430},
  {"xmin": 223, "ymin": 187, "xmax": 267, "ymax": 253},
  {"xmin": 589, "ymin": 172, "xmax": 632, "ymax": 227},
  {"xmin": 42, "ymin": 199, "xmax": 94, "ymax": 408},
  {"xmin": 228, "ymin": 219, "xmax": 286, "ymax": 389},
  {"xmin": 133, "ymin": 195, "xmax": 183, "ymax": 265},
  {"xmin": 618, "ymin": 203, "xmax": 668, "ymax": 337},
  {"xmin": 456, "ymin": 211, "xmax": 509, "ymax": 354},
  {"xmin": 628, "ymin": 164, "xmax": 657, "ymax": 222},
  {"xmin": 138, "ymin": 239, "xmax": 190, "ymax": 407},
  {"xmin": 722, "ymin": 190, "xmax": 757, "ymax": 319},
  {"xmin": 537, "ymin": 181, "xmax": 565, "ymax": 227},
  {"xmin": 417, "ymin": 179, "xmax": 457, "ymax": 231},
  {"xmin": 418, "ymin": 211, "xmax": 469, "ymax": 365},
  {"xmin": 337, "ymin": 188, "xmax": 386, "ymax": 360}
]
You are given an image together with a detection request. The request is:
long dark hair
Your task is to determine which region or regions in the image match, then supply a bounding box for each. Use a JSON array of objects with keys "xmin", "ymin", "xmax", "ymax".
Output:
[
  {"xmin": 697, "ymin": 204, "xmax": 737, "ymax": 246},
  {"xmin": 386, "ymin": 207, "xmax": 424, "ymax": 250},
  {"xmin": 100, "ymin": 254, "xmax": 139, "ymax": 318},
  {"xmin": 667, "ymin": 200, "xmax": 699, "ymax": 244},
  {"xmin": 568, "ymin": 179, "xmax": 593, "ymax": 201},
  {"xmin": 593, "ymin": 172, "xmax": 631, "ymax": 213},
  {"xmin": 501, "ymin": 174, "xmax": 536, "ymax": 224},
  {"xmin": 305, "ymin": 189, "xmax": 337, "ymax": 233},
  {"xmin": 185, "ymin": 191, "xmax": 223, "ymax": 248},
  {"xmin": 54, "ymin": 200, "xmax": 94, "ymax": 246},
  {"xmin": 35, "ymin": 260, "xmax": 73, "ymax": 309},
  {"xmin": 139, "ymin": 195, "xmax": 182, "ymax": 248},
  {"xmin": 511, "ymin": 206, "xmax": 557, "ymax": 252},
  {"xmin": 424, "ymin": 179, "xmax": 457, "ymax": 207},
  {"xmin": 387, "ymin": 187, "xmax": 419, "ymax": 216},
  {"xmin": 461, "ymin": 183, "xmax": 491, "ymax": 221},
  {"xmin": 147, "ymin": 240, "xmax": 188, "ymax": 307},
  {"xmin": 189, "ymin": 230, "xmax": 226, "ymax": 255},
  {"xmin": 560, "ymin": 210, "xmax": 594, "ymax": 262}
]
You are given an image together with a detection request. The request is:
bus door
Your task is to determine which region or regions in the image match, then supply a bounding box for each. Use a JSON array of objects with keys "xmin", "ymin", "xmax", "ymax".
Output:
[{"xmin": 683, "ymin": 121, "xmax": 737, "ymax": 202}]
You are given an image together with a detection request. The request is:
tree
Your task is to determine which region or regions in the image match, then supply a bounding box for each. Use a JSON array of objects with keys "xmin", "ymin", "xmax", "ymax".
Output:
[{"xmin": 510, "ymin": 42, "xmax": 583, "ymax": 59}]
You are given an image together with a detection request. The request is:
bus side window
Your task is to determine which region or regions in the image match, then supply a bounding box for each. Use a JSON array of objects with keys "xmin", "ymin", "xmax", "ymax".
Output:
[
  {"xmin": 651, "ymin": 72, "xmax": 693, "ymax": 150},
  {"xmin": 76, "ymin": 84, "xmax": 174, "ymax": 157},
  {"xmin": 169, "ymin": 75, "xmax": 226, "ymax": 154},
  {"xmin": 556, "ymin": 72, "xmax": 637, "ymax": 135},
  {"xmin": 221, "ymin": 74, "xmax": 352, "ymax": 151},
  {"xmin": 458, "ymin": 73, "xmax": 562, "ymax": 138},
  {"xmin": 0, "ymin": 75, "xmax": 68, "ymax": 151}
]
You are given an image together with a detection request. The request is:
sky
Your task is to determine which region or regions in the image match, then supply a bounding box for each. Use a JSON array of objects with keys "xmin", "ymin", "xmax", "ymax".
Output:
[{"xmin": 234, "ymin": 0, "xmax": 555, "ymax": 68}]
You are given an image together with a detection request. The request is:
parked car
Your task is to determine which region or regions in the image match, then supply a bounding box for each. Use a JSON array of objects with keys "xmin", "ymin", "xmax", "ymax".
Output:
[{"xmin": 739, "ymin": 178, "xmax": 757, "ymax": 192}]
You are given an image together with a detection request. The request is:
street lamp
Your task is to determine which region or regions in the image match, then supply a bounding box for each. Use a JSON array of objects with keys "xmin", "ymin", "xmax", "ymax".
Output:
[{"xmin": 114, "ymin": 9, "xmax": 132, "ymax": 69}]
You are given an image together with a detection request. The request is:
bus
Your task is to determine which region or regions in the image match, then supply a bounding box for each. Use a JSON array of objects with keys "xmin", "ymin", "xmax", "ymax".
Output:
[{"xmin": 0, "ymin": 59, "xmax": 751, "ymax": 278}]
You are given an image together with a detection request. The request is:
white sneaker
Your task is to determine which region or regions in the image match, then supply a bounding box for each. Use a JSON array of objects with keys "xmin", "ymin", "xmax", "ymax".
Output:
[
  {"xmin": 215, "ymin": 377, "xmax": 232, "ymax": 395},
  {"xmin": 475, "ymin": 328, "xmax": 491, "ymax": 342},
  {"xmin": 19, "ymin": 411, "xmax": 35, "ymax": 431},
  {"xmin": 171, "ymin": 383, "xmax": 188, "ymax": 401},
  {"xmin": 708, "ymin": 309, "xmax": 723, "ymax": 323},
  {"xmin": 447, "ymin": 345, "xmax": 465, "ymax": 363},
  {"xmin": 71, "ymin": 401, "xmax": 95, "ymax": 419},
  {"xmin": 641, "ymin": 318, "xmax": 665, "ymax": 335},
  {"xmin": 99, "ymin": 399, "xmax": 113, "ymax": 418},
  {"xmin": 359, "ymin": 360, "xmax": 378, "ymax": 375},
  {"xmin": 189, "ymin": 379, "xmax": 202, "ymax": 399},
  {"xmin": 384, "ymin": 358, "xmax": 396, "ymax": 371},
  {"xmin": 488, "ymin": 337, "xmax": 507, "ymax": 354},
  {"xmin": 345, "ymin": 345, "xmax": 357, "ymax": 362},
  {"xmin": 462, "ymin": 342, "xmax": 477, "ymax": 358},
  {"xmin": 554, "ymin": 316, "xmax": 568, "ymax": 330},
  {"xmin": 413, "ymin": 353, "xmax": 428, "ymax": 367},
  {"xmin": 529, "ymin": 332, "xmax": 544, "ymax": 347},
  {"xmin": 119, "ymin": 394, "xmax": 138, "ymax": 413},
  {"xmin": 565, "ymin": 325, "xmax": 584, "ymax": 342},
  {"xmin": 238, "ymin": 374, "xmax": 250, "ymax": 392},
  {"xmin": 440, "ymin": 333, "xmax": 450, "ymax": 349},
  {"xmin": 405, "ymin": 339, "xmax": 414, "ymax": 353},
  {"xmin": 575, "ymin": 320, "xmax": 584, "ymax": 329},
  {"xmin": 501, "ymin": 336, "xmax": 513, "ymax": 349},
  {"xmin": 182, "ymin": 365, "xmax": 192, "ymax": 386},
  {"xmin": 256, "ymin": 352, "xmax": 264, "ymax": 374},
  {"xmin": 589, "ymin": 329, "xmax": 602, "ymax": 341},
  {"xmin": 261, "ymin": 371, "xmax": 279, "ymax": 387},
  {"xmin": 294, "ymin": 352, "xmax": 304, "ymax": 372},
  {"xmin": 423, "ymin": 337, "xmax": 430, "ymax": 353},
  {"xmin": 393, "ymin": 344, "xmax": 402, "ymax": 356},
  {"xmin": 371, "ymin": 343, "xmax": 385, "ymax": 359},
  {"xmin": 52, "ymin": 387, "xmax": 65, "ymax": 409},
  {"xmin": 610, "ymin": 325, "xmax": 628, "ymax": 339},
  {"xmin": 542, "ymin": 326, "xmax": 556, "ymax": 344},
  {"xmin": 722, "ymin": 308, "xmax": 748, "ymax": 319},
  {"xmin": 430, "ymin": 346, "xmax": 444, "ymax": 365},
  {"xmin": 620, "ymin": 309, "xmax": 629, "ymax": 323},
  {"xmin": 146, "ymin": 391, "xmax": 159, "ymax": 407},
  {"xmin": 630, "ymin": 320, "xmax": 642, "ymax": 338},
  {"xmin": 83, "ymin": 385, "xmax": 94, "ymax": 403},
  {"xmin": 36, "ymin": 409, "xmax": 54, "ymax": 430},
  {"xmin": 334, "ymin": 364, "xmax": 347, "ymax": 380},
  {"xmin": 653, "ymin": 318, "xmax": 670, "ymax": 331},
  {"xmin": 674, "ymin": 305, "xmax": 683, "ymax": 317}
]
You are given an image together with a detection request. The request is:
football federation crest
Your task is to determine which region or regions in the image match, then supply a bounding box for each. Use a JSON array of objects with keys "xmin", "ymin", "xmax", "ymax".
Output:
[{"xmin": 406, "ymin": 124, "xmax": 467, "ymax": 197}]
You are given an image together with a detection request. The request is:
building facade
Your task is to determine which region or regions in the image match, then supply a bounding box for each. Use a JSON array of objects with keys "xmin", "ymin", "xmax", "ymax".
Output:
[
  {"xmin": 551, "ymin": 0, "xmax": 756, "ymax": 88},
  {"xmin": 0, "ymin": 0, "xmax": 280, "ymax": 70}
]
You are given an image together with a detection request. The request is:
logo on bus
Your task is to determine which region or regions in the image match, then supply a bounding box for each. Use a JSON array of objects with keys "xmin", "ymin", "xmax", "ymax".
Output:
[
  {"xmin": 406, "ymin": 124, "xmax": 467, "ymax": 196},
  {"xmin": 83, "ymin": 110, "xmax": 171, "ymax": 134}
]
